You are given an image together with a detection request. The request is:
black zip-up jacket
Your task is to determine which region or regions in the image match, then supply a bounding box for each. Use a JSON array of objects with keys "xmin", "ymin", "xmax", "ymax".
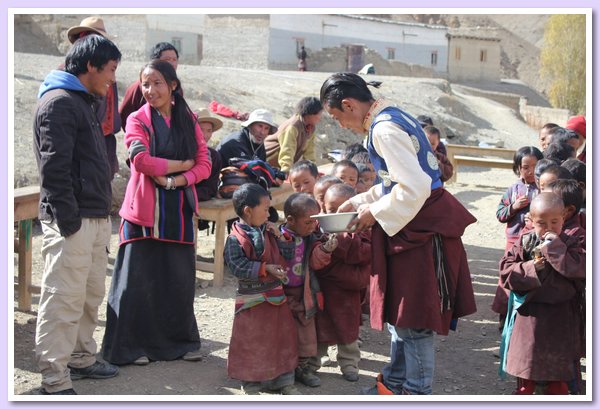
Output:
[
  {"xmin": 33, "ymin": 87, "xmax": 112, "ymax": 237},
  {"xmin": 216, "ymin": 127, "xmax": 266, "ymax": 167}
]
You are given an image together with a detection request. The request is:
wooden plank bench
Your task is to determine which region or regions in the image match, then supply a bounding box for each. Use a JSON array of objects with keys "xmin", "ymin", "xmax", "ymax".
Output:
[
  {"xmin": 195, "ymin": 182, "xmax": 294, "ymax": 287},
  {"xmin": 14, "ymin": 185, "xmax": 41, "ymax": 311},
  {"xmin": 445, "ymin": 144, "xmax": 516, "ymax": 183}
]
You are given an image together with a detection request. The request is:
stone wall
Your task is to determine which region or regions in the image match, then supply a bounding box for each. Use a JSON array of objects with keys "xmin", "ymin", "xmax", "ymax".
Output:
[
  {"xmin": 202, "ymin": 15, "xmax": 270, "ymax": 69},
  {"xmin": 519, "ymin": 97, "xmax": 570, "ymax": 129},
  {"xmin": 306, "ymin": 46, "xmax": 443, "ymax": 78},
  {"xmin": 453, "ymin": 84, "xmax": 522, "ymax": 112}
]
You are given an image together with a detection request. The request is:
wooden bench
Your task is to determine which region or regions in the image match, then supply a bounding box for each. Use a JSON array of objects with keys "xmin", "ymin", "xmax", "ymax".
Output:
[
  {"xmin": 14, "ymin": 185, "xmax": 42, "ymax": 311},
  {"xmin": 445, "ymin": 144, "xmax": 516, "ymax": 183},
  {"xmin": 195, "ymin": 182, "xmax": 294, "ymax": 287}
]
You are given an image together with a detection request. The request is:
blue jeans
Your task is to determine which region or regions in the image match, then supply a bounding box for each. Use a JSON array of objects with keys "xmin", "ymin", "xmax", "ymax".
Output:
[{"xmin": 381, "ymin": 324, "xmax": 435, "ymax": 395}]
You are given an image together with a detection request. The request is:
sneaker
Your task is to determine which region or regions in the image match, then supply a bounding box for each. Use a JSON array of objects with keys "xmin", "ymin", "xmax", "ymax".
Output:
[
  {"xmin": 280, "ymin": 384, "xmax": 302, "ymax": 395},
  {"xmin": 295, "ymin": 367, "xmax": 321, "ymax": 387},
  {"xmin": 40, "ymin": 388, "xmax": 77, "ymax": 395},
  {"xmin": 69, "ymin": 361, "xmax": 119, "ymax": 380},
  {"xmin": 343, "ymin": 372, "xmax": 360, "ymax": 382},
  {"xmin": 182, "ymin": 349, "xmax": 203, "ymax": 362},
  {"xmin": 133, "ymin": 356, "xmax": 150, "ymax": 365}
]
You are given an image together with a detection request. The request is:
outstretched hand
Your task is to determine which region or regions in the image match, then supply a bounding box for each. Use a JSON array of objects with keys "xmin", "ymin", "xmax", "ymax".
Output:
[
  {"xmin": 321, "ymin": 233, "xmax": 338, "ymax": 253},
  {"xmin": 346, "ymin": 204, "xmax": 376, "ymax": 233}
]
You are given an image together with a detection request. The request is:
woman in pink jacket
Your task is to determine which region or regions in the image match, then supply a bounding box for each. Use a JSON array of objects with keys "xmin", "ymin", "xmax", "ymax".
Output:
[{"xmin": 102, "ymin": 60, "xmax": 211, "ymax": 365}]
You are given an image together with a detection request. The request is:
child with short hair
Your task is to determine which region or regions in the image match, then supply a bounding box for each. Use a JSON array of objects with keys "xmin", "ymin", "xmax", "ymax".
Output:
[
  {"xmin": 543, "ymin": 178, "xmax": 586, "ymax": 395},
  {"xmin": 279, "ymin": 193, "xmax": 338, "ymax": 388},
  {"xmin": 289, "ymin": 160, "xmax": 319, "ymax": 195},
  {"xmin": 544, "ymin": 141, "xmax": 576, "ymax": 164},
  {"xmin": 313, "ymin": 175, "xmax": 343, "ymax": 212},
  {"xmin": 224, "ymin": 183, "xmax": 300, "ymax": 395},
  {"xmin": 424, "ymin": 125, "xmax": 454, "ymax": 183},
  {"xmin": 538, "ymin": 165, "xmax": 574, "ymax": 191},
  {"xmin": 308, "ymin": 183, "xmax": 371, "ymax": 382},
  {"xmin": 561, "ymin": 158, "xmax": 586, "ymax": 218},
  {"xmin": 355, "ymin": 163, "xmax": 376, "ymax": 194},
  {"xmin": 499, "ymin": 193, "xmax": 585, "ymax": 395},
  {"xmin": 343, "ymin": 143, "xmax": 368, "ymax": 161},
  {"xmin": 493, "ymin": 146, "xmax": 543, "ymax": 325},
  {"xmin": 534, "ymin": 158, "xmax": 559, "ymax": 188},
  {"xmin": 538, "ymin": 123, "xmax": 559, "ymax": 151},
  {"xmin": 561, "ymin": 158, "xmax": 586, "ymax": 189},
  {"xmin": 331, "ymin": 159, "xmax": 359, "ymax": 188}
]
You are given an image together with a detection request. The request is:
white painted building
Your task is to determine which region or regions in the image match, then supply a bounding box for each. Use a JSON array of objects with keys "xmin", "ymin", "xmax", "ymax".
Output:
[{"xmin": 267, "ymin": 14, "xmax": 449, "ymax": 73}]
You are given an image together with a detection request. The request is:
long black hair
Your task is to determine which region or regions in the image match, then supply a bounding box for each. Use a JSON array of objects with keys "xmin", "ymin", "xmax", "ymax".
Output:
[
  {"xmin": 319, "ymin": 73, "xmax": 382, "ymax": 110},
  {"xmin": 141, "ymin": 60, "xmax": 197, "ymax": 160}
]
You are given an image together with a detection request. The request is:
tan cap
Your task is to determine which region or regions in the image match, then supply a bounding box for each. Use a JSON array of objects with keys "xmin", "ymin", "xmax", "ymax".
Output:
[
  {"xmin": 67, "ymin": 16, "xmax": 115, "ymax": 44},
  {"xmin": 197, "ymin": 108, "xmax": 223, "ymax": 131}
]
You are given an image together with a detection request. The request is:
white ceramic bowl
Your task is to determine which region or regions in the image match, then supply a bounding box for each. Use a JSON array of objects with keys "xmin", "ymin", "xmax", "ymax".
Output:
[{"xmin": 310, "ymin": 212, "xmax": 358, "ymax": 233}]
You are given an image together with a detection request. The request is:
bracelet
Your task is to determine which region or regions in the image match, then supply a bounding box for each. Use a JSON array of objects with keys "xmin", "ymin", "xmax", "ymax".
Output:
[
  {"xmin": 170, "ymin": 177, "xmax": 177, "ymax": 190},
  {"xmin": 165, "ymin": 176, "xmax": 172, "ymax": 190}
]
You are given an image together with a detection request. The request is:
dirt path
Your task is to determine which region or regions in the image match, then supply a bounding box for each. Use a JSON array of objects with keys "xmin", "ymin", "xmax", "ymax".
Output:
[{"xmin": 15, "ymin": 168, "xmax": 570, "ymax": 398}]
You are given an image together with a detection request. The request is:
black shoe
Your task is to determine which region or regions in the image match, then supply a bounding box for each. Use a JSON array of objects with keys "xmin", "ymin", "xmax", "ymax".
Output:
[
  {"xmin": 343, "ymin": 372, "xmax": 360, "ymax": 382},
  {"xmin": 40, "ymin": 388, "xmax": 77, "ymax": 395},
  {"xmin": 295, "ymin": 367, "xmax": 321, "ymax": 387},
  {"xmin": 69, "ymin": 361, "xmax": 119, "ymax": 380}
]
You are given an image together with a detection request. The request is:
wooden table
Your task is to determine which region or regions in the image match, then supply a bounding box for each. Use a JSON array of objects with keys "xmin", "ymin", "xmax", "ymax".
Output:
[
  {"xmin": 14, "ymin": 185, "xmax": 42, "ymax": 311},
  {"xmin": 195, "ymin": 182, "xmax": 294, "ymax": 287}
]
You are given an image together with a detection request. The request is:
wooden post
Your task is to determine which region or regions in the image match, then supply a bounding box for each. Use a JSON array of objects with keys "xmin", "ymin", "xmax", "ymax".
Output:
[{"xmin": 17, "ymin": 219, "xmax": 33, "ymax": 311}]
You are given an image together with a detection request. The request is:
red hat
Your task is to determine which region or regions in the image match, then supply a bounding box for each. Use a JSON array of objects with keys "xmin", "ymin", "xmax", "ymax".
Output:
[{"xmin": 566, "ymin": 115, "xmax": 586, "ymax": 139}]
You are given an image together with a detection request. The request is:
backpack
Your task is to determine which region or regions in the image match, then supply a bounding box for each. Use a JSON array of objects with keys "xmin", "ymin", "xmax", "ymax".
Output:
[{"xmin": 217, "ymin": 158, "xmax": 284, "ymax": 199}]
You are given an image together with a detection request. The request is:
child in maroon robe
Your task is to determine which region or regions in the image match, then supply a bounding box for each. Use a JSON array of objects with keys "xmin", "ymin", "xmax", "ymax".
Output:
[
  {"xmin": 278, "ymin": 192, "xmax": 337, "ymax": 388},
  {"xmin": 224, "ymin": 184, "xmax": 299, "ymax": 395},
  {"xmin": 308, "ymin": 183, "xmax": 371, "ymax": 382},
  {"xmin": 543, "ymin": 178, "xmax": 586, "ymax": 394},
  {"xmin": 500, "ymin": 193, "xmax": 585, "ymax": 395}
]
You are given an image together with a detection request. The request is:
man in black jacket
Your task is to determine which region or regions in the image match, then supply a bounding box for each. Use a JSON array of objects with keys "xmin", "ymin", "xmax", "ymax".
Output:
[
  {"xmin": 216, "ymin": 108, "xmax": 278, "ymax": 167},
  {"xmin": 33, "ymin": 34, "xmax": 121, "ymax": 395}
]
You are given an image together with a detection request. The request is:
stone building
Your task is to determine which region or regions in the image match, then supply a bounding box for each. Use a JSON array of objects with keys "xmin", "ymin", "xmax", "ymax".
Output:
[{"xmin": 446, "ymin": 28, "xmax": 501, "ymax": 82}]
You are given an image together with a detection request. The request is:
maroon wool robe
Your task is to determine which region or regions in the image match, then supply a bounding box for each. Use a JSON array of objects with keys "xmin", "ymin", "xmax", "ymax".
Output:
[
  {"xmin": 500, "ymin": 230, "xmax": 585, "ymax": 381},
  {"xmin": 370, "ymin": 188, "xmax": 477, "ymax": 335},
  {"xmin": 314, "ymin": 231, "xmax": 371, "ymax": 345},
  {"xmin": 227, "ymin": 226, "xmax": 298, "ymax": 382}
]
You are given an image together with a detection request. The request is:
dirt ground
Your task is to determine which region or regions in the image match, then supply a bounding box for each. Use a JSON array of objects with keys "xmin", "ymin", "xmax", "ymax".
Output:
[{"xmin": 13, "ymin": 167, "xmax": 586, "ymax": 399}]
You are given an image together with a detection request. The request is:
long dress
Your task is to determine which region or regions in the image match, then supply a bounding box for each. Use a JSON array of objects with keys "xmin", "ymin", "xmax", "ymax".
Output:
[{"xmin": 102, "ymin": 110, "xmax": 201, "ymax": 364}]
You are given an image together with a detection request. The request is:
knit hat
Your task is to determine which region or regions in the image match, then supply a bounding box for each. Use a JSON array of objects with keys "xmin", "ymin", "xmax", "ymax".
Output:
[
  {"xmin": 67, "ymin": 16, "xmax": 114, "ymax": 44},
  {"xmin": 566, "ymin": 115, "xmax": 586, "ymax": 139}
]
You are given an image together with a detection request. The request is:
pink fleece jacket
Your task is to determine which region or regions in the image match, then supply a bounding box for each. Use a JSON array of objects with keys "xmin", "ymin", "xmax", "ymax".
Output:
[{"xmin": 119, "ymin": 103, "xmax": 211, "ymax": 227}]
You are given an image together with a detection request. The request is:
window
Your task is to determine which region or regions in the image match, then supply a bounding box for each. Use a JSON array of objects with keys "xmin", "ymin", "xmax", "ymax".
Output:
[
  {"xmin": 172, "ymin": 37, "xmax": 182, "ymax": 54},
  {"xmin": 387, "ymin": 48, "xmax": 396, "ymax": 60},
  {"xmin": 480, "ymin": 49, "xmax": 487, "ymax": 62},
  {"xmin": 431, "ymin": 51, "xmax": 438, "ymax": 66},
  {"xmin": 455, "ymin": 47, "xmax": 461, "ymax": 61}
]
